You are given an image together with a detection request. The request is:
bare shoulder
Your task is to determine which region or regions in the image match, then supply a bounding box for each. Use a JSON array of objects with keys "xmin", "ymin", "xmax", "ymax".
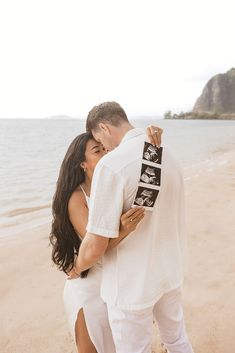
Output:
[
  {"xmin": 68, "ymin": 188, "xmax": 87, "ymax": 214},
  {"xmin": 68, "ymin": 188, "xmax": 89, "ymax": 237}
]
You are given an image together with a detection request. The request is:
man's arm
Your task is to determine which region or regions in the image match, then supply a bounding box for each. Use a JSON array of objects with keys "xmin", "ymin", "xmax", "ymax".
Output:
[{"xmin": 74, "ymin": 232, "xmax": 109, "ymax": 274}]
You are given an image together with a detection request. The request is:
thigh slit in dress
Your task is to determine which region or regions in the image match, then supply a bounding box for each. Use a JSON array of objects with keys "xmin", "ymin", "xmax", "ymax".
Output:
[{"xmin": 63, "ymin": 186, "xmax": 116, "ymax": 353}]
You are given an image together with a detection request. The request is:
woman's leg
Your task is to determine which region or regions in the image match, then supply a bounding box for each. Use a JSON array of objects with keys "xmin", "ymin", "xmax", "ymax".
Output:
[{"xmin": 75, "ymin": 308, "xmax": 97, "ymax": 353}]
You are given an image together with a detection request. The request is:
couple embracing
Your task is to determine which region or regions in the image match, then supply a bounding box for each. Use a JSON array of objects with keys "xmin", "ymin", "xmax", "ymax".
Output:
[{"xmin": 50, "ymin": 102, "xmax": 194, "ymax": 353}]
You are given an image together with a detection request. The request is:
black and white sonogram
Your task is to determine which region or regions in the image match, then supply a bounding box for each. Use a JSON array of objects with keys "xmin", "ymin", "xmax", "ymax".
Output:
[
  {"xmin": 133, "ymin": 187, "xmax": 159, "ymax": 208},
  {"xmin": 142, "ymin": 142, "xmax": 163, "ymax": 164},
  {"xmin": 140, "ymin": 164, "xmax": 161, "ymax": 186}
]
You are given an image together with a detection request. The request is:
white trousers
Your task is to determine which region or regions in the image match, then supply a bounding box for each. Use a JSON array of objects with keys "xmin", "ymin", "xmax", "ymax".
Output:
[{"xmin": 107, "ymin": 287, "xmax": 194, "ymax": 353}]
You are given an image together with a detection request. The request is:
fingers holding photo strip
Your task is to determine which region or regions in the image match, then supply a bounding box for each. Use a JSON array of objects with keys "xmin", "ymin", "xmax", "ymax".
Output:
[{"xmin": 147, "ymin": 126, "xmax": 163, "ymax": 147}]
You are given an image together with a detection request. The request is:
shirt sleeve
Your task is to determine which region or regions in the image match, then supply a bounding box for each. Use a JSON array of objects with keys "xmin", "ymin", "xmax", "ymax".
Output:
[{"xmin": 86, "ymin": 163, "xmax": 125, "ymax": 238}]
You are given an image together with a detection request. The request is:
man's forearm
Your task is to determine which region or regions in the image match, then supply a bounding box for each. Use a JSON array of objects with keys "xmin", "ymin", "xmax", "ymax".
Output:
[{"xmin": 75, "ymin": 232, "xmax": 109, "ymax": 274}]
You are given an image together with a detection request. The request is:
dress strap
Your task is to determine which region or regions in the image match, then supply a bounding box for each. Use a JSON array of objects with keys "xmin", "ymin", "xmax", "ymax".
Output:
[
  {"xmin": 80, "ymin": 185, "xmax": 89, "ymax": 206},
  {"xmin": 80, "ymin": 184, "xmax": 86, "ymax": 196}
]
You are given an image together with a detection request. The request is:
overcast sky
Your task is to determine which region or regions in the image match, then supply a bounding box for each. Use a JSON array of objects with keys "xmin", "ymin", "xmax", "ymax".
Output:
[{"xmin": 0, "ymin": 0, "xmax": 234, "ymax": 118}]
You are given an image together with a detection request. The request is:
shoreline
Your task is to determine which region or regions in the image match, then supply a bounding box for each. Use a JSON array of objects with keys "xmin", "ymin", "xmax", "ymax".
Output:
[{"xmin": 1, "ymin": 148, "xmax": 233, "ymax": 240}]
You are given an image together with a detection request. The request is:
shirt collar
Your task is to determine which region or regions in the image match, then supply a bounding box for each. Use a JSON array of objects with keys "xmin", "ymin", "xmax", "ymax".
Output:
[{"xmin": 120, "ymin": 128, "xmax": 145, "ymax": 145}]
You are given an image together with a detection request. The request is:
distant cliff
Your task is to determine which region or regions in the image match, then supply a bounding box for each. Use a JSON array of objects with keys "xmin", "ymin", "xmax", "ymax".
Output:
[
  {"xmin": 193, "ymin": 68, "xmax": 235, "ymax": 114},
  {"xmin": 164, "ymin": 68, "xmax": 235, "ymax": 119}
]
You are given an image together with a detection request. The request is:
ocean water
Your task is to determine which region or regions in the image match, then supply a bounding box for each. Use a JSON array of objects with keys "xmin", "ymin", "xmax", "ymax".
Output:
[{"xmin": 1, "ymin": 118, "xmax": 235, "ymax": 237}]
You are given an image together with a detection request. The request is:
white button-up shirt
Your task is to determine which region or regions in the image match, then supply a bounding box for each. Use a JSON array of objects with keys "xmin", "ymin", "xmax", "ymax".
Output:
[{"xmin": 87, "ymin": 128, "xmax": 187, "ymax": 310}]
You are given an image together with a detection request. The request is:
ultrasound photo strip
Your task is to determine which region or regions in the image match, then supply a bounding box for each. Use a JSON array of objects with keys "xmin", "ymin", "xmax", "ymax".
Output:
[
  {"xmin": 132, "ymin": 142, "xmax": 163, "ymax": 211},
  {"xmin": 142, "ymin": 142, "xmax": 163, "ymax": 165},
  {"xmin": 133, "ymin": 186, "xmax": 159, "ymax": 209},
  {"xmin": 140, "ymin": 164, "xmax": 161, "ymax": 186}
]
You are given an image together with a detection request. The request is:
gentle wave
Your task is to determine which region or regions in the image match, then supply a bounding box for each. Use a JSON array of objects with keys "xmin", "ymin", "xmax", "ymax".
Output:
[{"xmin": 4, "ymin": 204, "xmax": 51, "ymax": 218}]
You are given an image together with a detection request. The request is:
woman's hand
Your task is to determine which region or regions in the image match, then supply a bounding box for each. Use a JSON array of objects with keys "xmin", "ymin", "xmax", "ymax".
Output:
[
  {"xmin": 120, "ymin": 206, "xmax": 145, "ymax": 236},
  {"xmin": 66, "ymin": 262, "xmax": 80, "ymax": 280},
  {"xmin": 146, "ymin": 125, "xmax": 163, "ymax": 147}
]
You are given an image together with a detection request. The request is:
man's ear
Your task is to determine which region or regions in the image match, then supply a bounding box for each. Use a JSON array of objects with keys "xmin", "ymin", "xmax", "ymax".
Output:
[{"xmin": 99, "ymin": 122, "xmax": 111, "ymax": 134}]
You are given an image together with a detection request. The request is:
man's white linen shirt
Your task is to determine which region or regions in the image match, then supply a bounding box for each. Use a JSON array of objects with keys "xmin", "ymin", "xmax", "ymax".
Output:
[{"xmin": 86, "ymin": 128, "xmax": 187, "ymax": 310}]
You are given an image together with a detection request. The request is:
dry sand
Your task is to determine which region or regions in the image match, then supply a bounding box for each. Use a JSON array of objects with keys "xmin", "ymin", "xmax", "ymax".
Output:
[{"xmin": 1, "ymin": 151, "xmax": 235, "ymax": 353}]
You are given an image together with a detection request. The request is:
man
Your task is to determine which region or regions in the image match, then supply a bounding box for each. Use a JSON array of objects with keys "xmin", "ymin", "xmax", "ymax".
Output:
[{"xmin": 74, "ymin": 102, "xmax": 194, "ymax": 353}]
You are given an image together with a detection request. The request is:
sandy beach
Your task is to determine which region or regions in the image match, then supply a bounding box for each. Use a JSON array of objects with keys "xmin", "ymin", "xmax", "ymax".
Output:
[{"xmin": 1, "ymin": 151, "xmax": 235, "ymax": 353}]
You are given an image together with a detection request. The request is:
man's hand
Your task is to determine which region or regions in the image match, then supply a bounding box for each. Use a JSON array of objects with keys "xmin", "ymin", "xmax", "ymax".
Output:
[{"xmin": 146, "ymin": 125, "xmax": 163, "ymax": 147}]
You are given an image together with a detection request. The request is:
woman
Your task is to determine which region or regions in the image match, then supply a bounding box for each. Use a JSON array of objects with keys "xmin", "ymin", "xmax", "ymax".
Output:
[{"xmin": 50, "ymin": 125, "xmax": 163, "ymax": 353}]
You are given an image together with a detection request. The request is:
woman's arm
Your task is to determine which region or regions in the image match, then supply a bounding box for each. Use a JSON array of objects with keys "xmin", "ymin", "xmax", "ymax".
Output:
[{"xmin": 67, "ymin": 192, "xmax": 145, "ymax": 278}]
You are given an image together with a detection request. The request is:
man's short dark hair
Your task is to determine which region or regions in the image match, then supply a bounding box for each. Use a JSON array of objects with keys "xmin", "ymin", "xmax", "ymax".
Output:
[{"xmin": 86, "ymin": 102, "xmax": 129, "ymax": 132}]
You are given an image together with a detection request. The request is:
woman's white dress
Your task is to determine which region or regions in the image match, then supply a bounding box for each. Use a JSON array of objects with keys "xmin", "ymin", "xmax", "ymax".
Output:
[{"xmin": 63, "ymin": 187, "xmax": 116, "ymax": 353}]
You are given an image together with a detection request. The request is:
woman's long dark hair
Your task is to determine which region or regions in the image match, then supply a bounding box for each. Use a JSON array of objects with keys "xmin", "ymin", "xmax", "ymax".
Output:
[{"xmin": 50, "ymin": 132, "xmax": 93, "ymax": 278}]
